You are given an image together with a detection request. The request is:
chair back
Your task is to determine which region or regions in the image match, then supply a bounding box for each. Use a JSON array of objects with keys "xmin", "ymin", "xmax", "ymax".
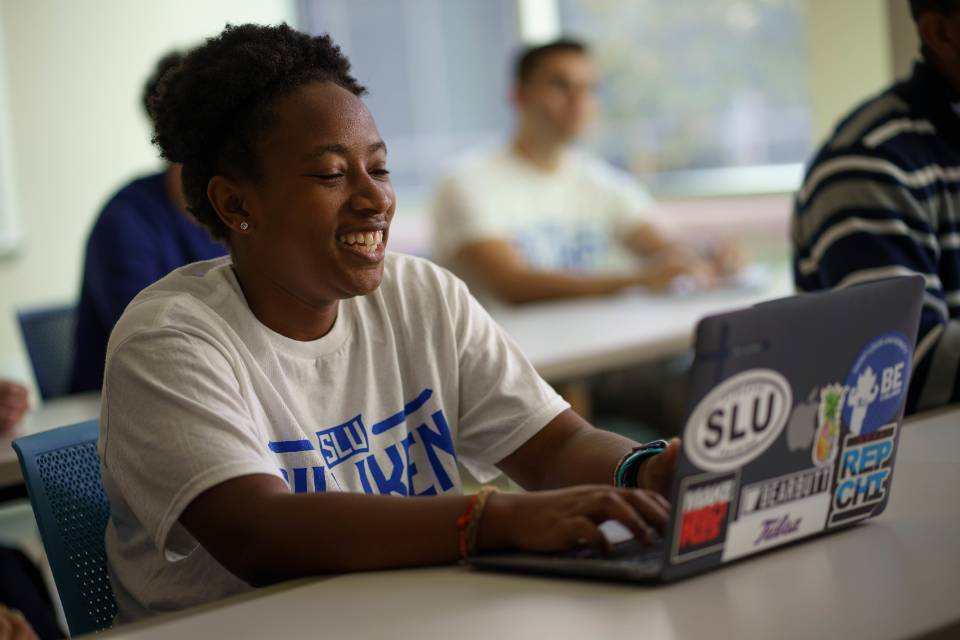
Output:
[
  {"xmin": 12, "ymin": 419, "xmax": 117, "ymax": 635},
  {"xmin": 17, "ymin": 305, "xmax": 77, "ymax": 400}
]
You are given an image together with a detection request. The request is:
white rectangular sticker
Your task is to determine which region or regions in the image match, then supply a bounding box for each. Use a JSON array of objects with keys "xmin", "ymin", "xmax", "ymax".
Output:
[{"xmin": 722, "ymin": 490, "xmax": 831, "ymax": 562}]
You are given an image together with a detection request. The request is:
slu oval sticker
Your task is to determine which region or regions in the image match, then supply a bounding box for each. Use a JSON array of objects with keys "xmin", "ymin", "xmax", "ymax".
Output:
[{"xmin": 684, "ymin": 369, "xmax": 793, "ymax": 472}]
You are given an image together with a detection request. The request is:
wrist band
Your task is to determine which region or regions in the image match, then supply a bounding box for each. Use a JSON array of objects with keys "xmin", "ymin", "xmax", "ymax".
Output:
[
  {"xmin": 457, "ymin": 486, "xmax": 499, "ymax": 559},
  {"xmin": 615, "ymin": 440, "xmax": 669, "ymax": 488}
]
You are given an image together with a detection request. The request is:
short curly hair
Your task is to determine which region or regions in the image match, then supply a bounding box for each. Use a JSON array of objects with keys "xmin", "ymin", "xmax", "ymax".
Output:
[
  {"xmin": 141, "ymin": 51, "xmax": 184, "ymax": 121},
  {"xmin": 149, "ymin": 23, "xmax": 366, "ymax": 240}
]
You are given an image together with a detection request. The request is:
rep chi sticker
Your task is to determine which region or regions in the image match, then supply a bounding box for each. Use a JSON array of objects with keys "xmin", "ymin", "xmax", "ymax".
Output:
[
  {"xmin": 842, "ymin": 332, "xmax": 911, "ymax": 437},
  {"xmin": 828, "ymin": 423, "xmax": 897, "ymax": 527},
  {"xmin": 684, "ymin": 369, "xmax": 793, "ymax": 472}
]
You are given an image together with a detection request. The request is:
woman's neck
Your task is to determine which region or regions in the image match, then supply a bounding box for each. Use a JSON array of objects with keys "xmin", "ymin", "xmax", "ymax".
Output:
[{"xmin": 231, "ymin": 255, "xmax": 339, "ymax": 341}]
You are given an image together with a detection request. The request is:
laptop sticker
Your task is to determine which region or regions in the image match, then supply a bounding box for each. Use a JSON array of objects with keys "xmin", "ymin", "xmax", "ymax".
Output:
[
  {"xmin": 827, "ymin": 422, "xmax": 898, "ymax": 527},
  {"xmin": 683, "ymin": 369, "xmax": 793, "ymax": 472},
  {"xmin": 812, "ymin": 383, "xmax": 846, "ymax": 467},
  {"xmin": 841, "ymin": 332, "xmax": 911, "ymax": 437},
  {"xmin": 671, "ymin": 471, "xmax": 739, "ymax": 564},
  {"xmin": 723, "ymin": 473, "xmax": 832, "ymax": 562},
  {"xmin": 737, "ymin": 466, "xmax": 833, "ymax": 520}
]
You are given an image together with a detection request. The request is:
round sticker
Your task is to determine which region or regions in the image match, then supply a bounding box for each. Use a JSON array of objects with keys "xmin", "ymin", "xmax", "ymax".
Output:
[
  {"xmin": 683, "ymin": 369, "xmax": 793, "ymax": 472},
  {"xmin": 841, "ymin": 331, "xmax": 911, "ymax": 437}
]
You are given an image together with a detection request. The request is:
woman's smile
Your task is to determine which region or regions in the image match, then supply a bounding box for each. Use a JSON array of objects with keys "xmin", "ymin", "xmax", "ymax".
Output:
[{"xmin": 337, "ymin": 227, "xmax": 387, "ymax": 262}]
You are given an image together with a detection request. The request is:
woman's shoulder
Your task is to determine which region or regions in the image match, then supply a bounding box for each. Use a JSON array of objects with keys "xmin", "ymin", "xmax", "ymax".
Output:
[
  {"xmin": 382, "ymin": 252, "xmax": 462, "ymax": 289},
  {"xmin": 109, "ymin": 257, "xmax": 240, "ymax": 348},
  {"xmin": 376, "ymin": 252, "xmax": 469, "ymax": 311}
]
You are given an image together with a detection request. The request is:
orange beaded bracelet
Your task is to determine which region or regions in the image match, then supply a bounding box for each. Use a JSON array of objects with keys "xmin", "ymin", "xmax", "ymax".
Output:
[{"xmin": 457, "ymin": 486, "xmax": 499, "ymax": 559}]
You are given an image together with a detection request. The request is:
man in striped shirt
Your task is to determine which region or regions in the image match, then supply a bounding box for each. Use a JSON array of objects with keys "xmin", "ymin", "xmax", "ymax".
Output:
[{"xmin": 792, "ymin": 0, "xmax": 960, "ymax": 413}]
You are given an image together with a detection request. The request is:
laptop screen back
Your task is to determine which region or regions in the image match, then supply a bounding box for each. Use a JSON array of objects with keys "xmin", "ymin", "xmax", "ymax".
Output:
[{"xmin": 662, "ymin": 276, "xmax": 925, "ymax": 581}]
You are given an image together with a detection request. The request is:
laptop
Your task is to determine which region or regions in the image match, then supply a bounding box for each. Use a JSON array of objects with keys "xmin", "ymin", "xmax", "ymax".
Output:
[{"xmin": 471, "ymin": 275, "xmax": 925, "ymax": 583}]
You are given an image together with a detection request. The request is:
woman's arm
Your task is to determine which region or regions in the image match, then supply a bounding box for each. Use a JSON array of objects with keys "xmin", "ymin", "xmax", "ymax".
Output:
[
  {"xmin": 496, "ymin": 409, "xmax": 680, "ymax": 497},
  {"xmin": 180, "ymin": 472, "xmax": 669, "ymax": 587}
]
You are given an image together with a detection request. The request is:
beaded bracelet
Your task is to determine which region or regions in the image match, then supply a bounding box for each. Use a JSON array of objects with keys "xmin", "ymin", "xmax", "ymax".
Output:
[{"xmin": 457, "ymin": 486, "xmax": 499, "ymax": 559}]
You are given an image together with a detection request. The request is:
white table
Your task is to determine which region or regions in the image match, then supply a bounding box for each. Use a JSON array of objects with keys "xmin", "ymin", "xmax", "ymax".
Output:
[
  {"xmin": 492, "ymin": 264, "xmax": 793, "ymax": 381},
  {"xmin": 92, "ymin": 406, "xmax": 960, "ymax": 640},
  {"xmin": 0, "ymin": 393, "xmax": 101, "ymax": 488}
]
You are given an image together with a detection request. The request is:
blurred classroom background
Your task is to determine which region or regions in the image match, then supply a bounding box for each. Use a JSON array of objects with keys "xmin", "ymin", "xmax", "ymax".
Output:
[
  {"xmin": 0, "ymin": 1, "xmax": 919, "ymax": 631},
  {"xmin": 0, "ymin": 0, "xmax": 915, "ymax": 387}
]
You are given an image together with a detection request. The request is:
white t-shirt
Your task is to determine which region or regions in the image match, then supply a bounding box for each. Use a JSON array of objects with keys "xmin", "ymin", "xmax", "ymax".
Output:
[
  {"xmin": 100, "ymin": 253, "xmax": 568, "ymax": 622},
  {"xmin": 430, "ymin": 145, "xmax": 655, "ymax": 284}
]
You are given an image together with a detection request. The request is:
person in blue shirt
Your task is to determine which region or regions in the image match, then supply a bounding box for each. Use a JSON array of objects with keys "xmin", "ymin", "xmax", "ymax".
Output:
[{"xmin": 70, "ymin": 52, "xmax": 226, "ymax": 393}]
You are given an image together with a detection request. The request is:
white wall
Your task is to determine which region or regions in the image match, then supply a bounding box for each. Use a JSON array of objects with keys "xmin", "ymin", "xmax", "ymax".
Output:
[
  {"xmin": 0, "ymin": 0, "xmax": 296, "ymax": 385},
  {"xmin": 803, "ymin": 0, "xmax": 894, "ymax": 145},
  {"xmin": 888, "ymin": 0, "xmax": 920, "ymax": 80}
]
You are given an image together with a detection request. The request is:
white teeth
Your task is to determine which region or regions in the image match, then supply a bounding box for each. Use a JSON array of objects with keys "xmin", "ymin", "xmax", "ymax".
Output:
[{"xmin": 339, "ymin": 230, "xmax": 385, "ymax": 249}]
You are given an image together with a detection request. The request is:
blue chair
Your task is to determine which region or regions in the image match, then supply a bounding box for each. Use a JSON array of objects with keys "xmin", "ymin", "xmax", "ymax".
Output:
[
  {"xmin": 12, "ymin": 419, "xmax": 117, "ymax": 636},
  {"xmin": 17, "ymin": 304, "xmax": 77, "ymax": 400}
]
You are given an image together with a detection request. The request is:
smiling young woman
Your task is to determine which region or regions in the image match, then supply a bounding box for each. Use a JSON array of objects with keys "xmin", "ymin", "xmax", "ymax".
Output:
[{"xmin": 99, "ymin": 23, "xmax": 679, "ymax": 623}]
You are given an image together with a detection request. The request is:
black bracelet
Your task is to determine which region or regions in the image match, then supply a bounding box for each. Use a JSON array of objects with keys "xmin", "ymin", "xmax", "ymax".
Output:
[{"xmin": 615, "ymin": 439, "xmax": 669, "ymax": 488}]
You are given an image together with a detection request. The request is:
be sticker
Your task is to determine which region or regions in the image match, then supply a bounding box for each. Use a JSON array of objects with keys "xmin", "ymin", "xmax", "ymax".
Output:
[{"xmin": 842, "ymin": 332, "xmax": 911, "ymax": 437}]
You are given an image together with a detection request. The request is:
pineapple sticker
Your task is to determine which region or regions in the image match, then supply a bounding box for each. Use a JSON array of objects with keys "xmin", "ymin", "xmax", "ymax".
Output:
[{"xmin": 812, "ymin": 383, "xmax": 847, "ymax": 466}]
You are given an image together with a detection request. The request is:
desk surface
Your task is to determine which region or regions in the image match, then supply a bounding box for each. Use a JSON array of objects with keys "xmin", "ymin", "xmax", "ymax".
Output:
[
  {"xmin": 492, "ymin": 265, "xmax": 793, "ymax": 381},
  {"xmin": 96, "ymin": 406, "xmax": 960, "ymax": 640},
  {"xmin": 0, "ymin": 393, "xmax": 100, "ymax": 488}
]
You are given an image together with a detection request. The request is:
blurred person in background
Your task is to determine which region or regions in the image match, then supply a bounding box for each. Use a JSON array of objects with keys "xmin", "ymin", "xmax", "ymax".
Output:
[
  {"xmin": 0, "ymin": 567, "xmax": 58, "ymax": 640},
  {"xmin": 430, "ymin": 39, "xmax": 742, "ymax": 305},
  {"xmin": 0, "ymin": 381, "xmax": 28, "ymax": 433},
  {"xmin": 0, "ymin": 380, "xmax": 61, "ymax": 639},
  {"xmin": 70, "ymin": 51, "xmax": 227, "ymax": 394},
  {"xmin": 792, "ymin": 0, "xmax": 960, "ymax": 413}
]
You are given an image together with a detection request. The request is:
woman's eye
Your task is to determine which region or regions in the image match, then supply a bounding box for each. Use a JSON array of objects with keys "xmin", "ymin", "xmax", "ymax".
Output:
[
  {"xmin": 310, "ymin": 173, "xmax": 344, "ymax": 180},
  {"xmin": 371, "ymin": 169, "xmax": 391, "ymax": 177}
]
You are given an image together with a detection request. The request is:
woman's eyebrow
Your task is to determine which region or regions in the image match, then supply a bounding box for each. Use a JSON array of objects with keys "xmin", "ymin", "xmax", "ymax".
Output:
[
  {"xmin": 303, "ymin": 143, "xmax": 350, "ymax": 159},
  {"xmin": 303, "ymin": 140, "xmax": 387, "ymax": 159}
]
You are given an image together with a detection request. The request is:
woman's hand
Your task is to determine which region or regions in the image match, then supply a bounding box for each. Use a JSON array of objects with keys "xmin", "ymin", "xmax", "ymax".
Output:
[{"xmin": 479, "ymin": 485, "xmax": 670, "ymax": 554}]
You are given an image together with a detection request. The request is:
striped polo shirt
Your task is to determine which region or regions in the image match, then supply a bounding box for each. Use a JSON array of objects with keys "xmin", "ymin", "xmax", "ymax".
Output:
[{"xmin": 792, "ymin": 60, "xmax": 960, "ymax": 413}]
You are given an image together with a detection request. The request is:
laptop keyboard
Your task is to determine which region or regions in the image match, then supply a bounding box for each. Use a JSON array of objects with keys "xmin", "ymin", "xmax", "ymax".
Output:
[{"xmin": 564, "ymin": 536, "xmax": 666, "ymax": 563}]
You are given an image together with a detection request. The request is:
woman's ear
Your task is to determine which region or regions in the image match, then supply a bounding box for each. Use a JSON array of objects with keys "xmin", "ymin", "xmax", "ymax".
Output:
[{"xmin": 208, "ymin": 175, "xmax": 253, "ymax": 235}]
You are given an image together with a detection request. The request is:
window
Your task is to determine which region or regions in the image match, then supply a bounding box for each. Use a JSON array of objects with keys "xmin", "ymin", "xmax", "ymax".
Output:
[
  {"xmin": 299, "ymin": 0, "xmax": 814, "ymax": 199},
  {"xmin": 557, "ymin": 0, "xmax": 813, "ymax": 195},
  {"xmin": 299, "ymin": 0, "xmax": 522, "ymax": 199}
]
